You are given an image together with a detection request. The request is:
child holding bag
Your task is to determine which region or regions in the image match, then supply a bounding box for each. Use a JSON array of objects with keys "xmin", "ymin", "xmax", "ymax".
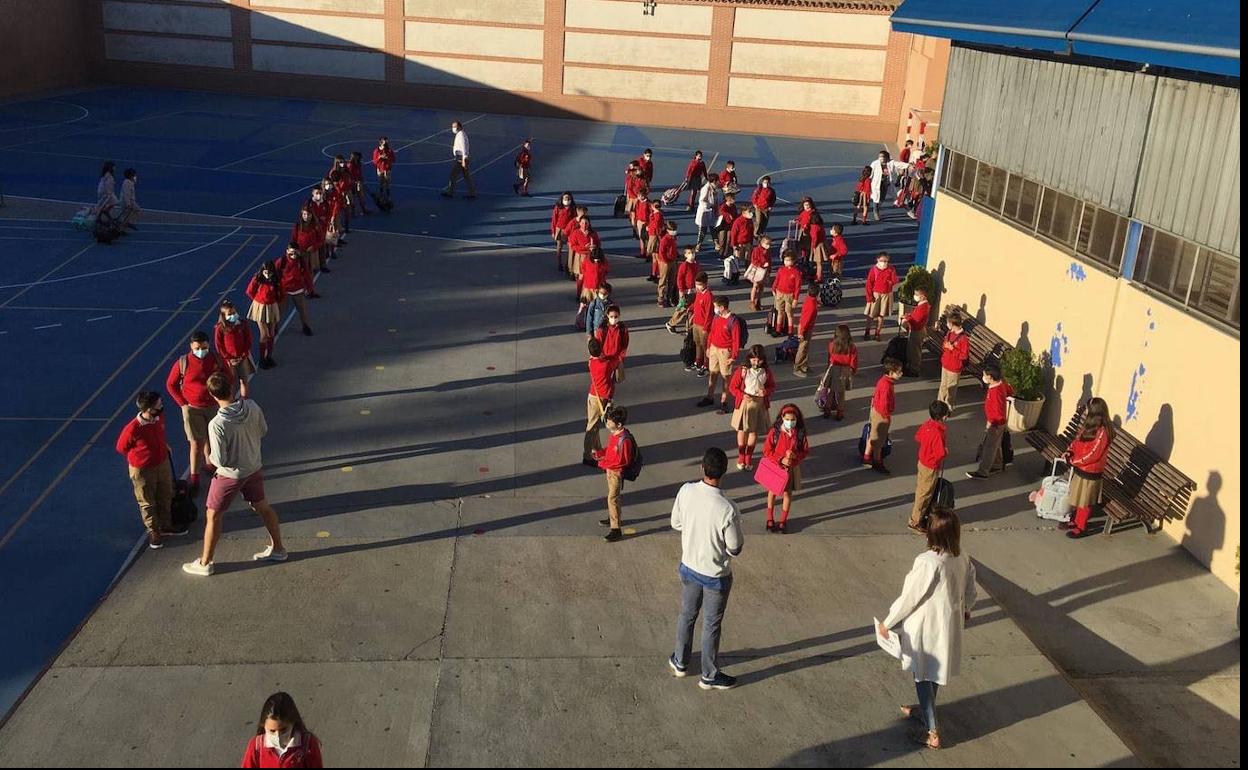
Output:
[{"xmin": 761, "ymin": 404, "xmax": 810, "ymax": 534}]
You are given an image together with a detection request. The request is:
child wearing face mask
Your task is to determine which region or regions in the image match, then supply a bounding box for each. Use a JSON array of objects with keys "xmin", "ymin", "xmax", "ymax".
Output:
[
  {"xmin": 864, "ymin": 252, "xmax": 899, "ymax": 341},
  {"xmin": 966, "ymin": 365, "xmax": 1014, "ymax": 480},
  {"xmin": 550, "ymin": 192, "xmax": 576, "ymax": 274},
  {"xmin": 823, "ymin": 324, "xmax": 858, "ymax": 420},
  {"xmin": 593, "ymin": 405, "xmax": 636, "ymax": 543},
  {"xmin": 694, "ymin": 173, "xmax": 721, "ymax": 250},
  {"xmin": 241, "ymin": 692, "xmax": 323, "ymax": 768},
  {"xmin": 902, "ymin": 286, "xmax": 932, "ymax": 376},
  {"xmin": 866, "ymin": 358, "xmax": 904, "ymax": 473},
  {"xmin": 829, "ymin": 222, "xmax": 849, "ymax": 278},
  {"xmin": 752, "ymin": 176, "xmax": 776, "ymax": 236},
  {"xmin": 215, "ymin": 300, "xmax": 255, "ymax": 399},
  {"xmin": 246, "ymin": 261, "xmax": 283, "ymax": 369},
  {"xmin": 698, "ymin": 297, "xmax": 743, "ymax": 414},
  {"xmin": 666, "ymin": 247, "xmax": 701, "ymax": 334},
  {"xmin": 762, "ymin": 404, "xmax": 810, "ymax": 533},
  {"xmin": 278, "ymin": 244, "xmax": 313, "ymax": 337},
  {"xmin": 687, "ymin": 272, "xmax": 714, "ymax": 374},
  {"xmin": 585, "ymin": 283, "xmax": 614, "ymax": 341},
  {"xmin": 729, "ymin": 344, "xmax": 776, "ymax": 471},
  {"xmin": 772, "ymin": 250, "xmax": 803, "ymax": 336},
  {"xmin": 165, "ymin": 331, "xmax": 232, "ymax": 495},
  {"xmin": 594, "ymin": 303, "xmax": 630, "ymax": 383},
  {"xmin": 581, "ymin": 245, "xmax": 611, "ymax": 305},
  {"xmin": 116, "ymin": 390, "xmax": 183, "ymax": 550},
  {"xmin": 567, "ymin": 217, "xmax": 601, "ymax": 304}
]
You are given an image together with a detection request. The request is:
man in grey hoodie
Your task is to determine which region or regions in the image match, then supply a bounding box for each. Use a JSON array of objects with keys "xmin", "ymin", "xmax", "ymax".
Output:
[{"xmin": 183, "ymin": 372, "xmax": 287, "ymax": 576}]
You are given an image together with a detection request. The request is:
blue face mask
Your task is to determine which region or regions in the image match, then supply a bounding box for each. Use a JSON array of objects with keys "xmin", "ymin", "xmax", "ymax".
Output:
[
  {"xmin": 226, "ymin": 314, "xmax": 240, "ymax": 324},
  {"xmin": 192, "ymin": 348, "xmax": 208, "ymax": 359},
  {"xmin": 783, "ymin": 419, "xmax": 796, "ymax": 430}
]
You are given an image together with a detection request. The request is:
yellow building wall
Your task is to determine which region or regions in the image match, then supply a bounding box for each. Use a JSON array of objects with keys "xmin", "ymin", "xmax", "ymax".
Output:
[{"xmin": 928, "ymin": 196, "xmax": 1241, "ymax": 589}]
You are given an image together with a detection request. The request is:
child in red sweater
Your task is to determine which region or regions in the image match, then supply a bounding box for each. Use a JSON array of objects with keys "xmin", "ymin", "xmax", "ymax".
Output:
[
  {"xmin": 902, "ymin": 285, "xmax": 932, "ymax": 376},
  {"xmin": 214, "ymin": 300, "xmax": 255, "ymax": 398},
  {"xmin": 593, "ymin": 405, "xmax": 636, "ymax": 543},
  {"xmin": 1061, "ymin": 397, "xmax": 1113, "ymax": 538},
  {"xmin": 866, "ymin": 358, "xmax": 903, "ymax": 472},
  {"xmin": 966, "ymin": 365, "xmax": 1014, "ymax": 479},
  {"xmin": 747, "ymin": 235, "xmax": 772, "ymax": 311},
  {"xmin": 246, "ymin": 261, "xmax": 283, "ymax": 370},
  {"xmin": 666, "ymin": 247, "xmax": 701, "ymax": 334},
  {"xmin": 646, "ymin": 202, "xmax": 666, "ymax": 278},
  {"xmin": 584, "ymin": 338, "xmax": 621, "ymax": 465},
  {"xmin": 687, "ymin": 273, "xmax": 714, "ymax": 374},
  {"xmin": 829, "ymin": 222, "xmax": 848, "ymax": 278},
  {"xmin": 822, "ymin": 324, "xmax": 858, "ymax": 420},
  {"xmin": 910, "ymin": 400, "xmax": 951, "ymax": 532},
  {"xmin": 771, "ymin": 251, "xmax": 803, "ymax": 336},
  {"xmin": 115, "ymin": 390, "xmax": 182, "ymax": 549},
  {"xmin": 595, "ymin": 304, "xmax": 630, "ymax": 383},
  {"xmin": 715, "ymin": 194, "xmax": 739, "ymax": 259},
  {"xmin": 852, "ymin": 166, "xmax": 871, "ymax": 225},
  {"xmin": 762, "ymin": 403, "xmax": 810, "ymax": 534},
  {"xmin": 278, "ymin": 244, "xmax": 313, "ymax": 337},
  {"xmin": 513, "ymin": 138, "xmax": 532, "ymax": 196},
  {"xmin": 634, "ymin": 196, "xmax": 652, "ymax": 257},
  {"xmin": 684, "ymin": 150, "xmax": 707, "ymax": 211},
  {"xmin": 240, "ymin": 692, "xmax": 324, "ymax": 769},
  {"xmin": 372, "ymin": 136, "xmax": 394, "ymax": 203},
  {"xmin": 656, "ymin": 221, "xmax": 679, "ymax": 306},
  {"xmin": 793, "ymin": 282, "xmax": 820, "ymax": 377},
  {"xmin": 939, "ymin": 310, "xmax": 970, "ymax": 409},
  {"xmin": 864, "ymin": 251, "xmax": 899, "ymax": 340},
  {"xmin": 751, "ymin": 176, "xmax": 776, "ymax": 236},
  {"xmin": 550, "ymin": 192, "xmax": 576, "ymax": 273}
]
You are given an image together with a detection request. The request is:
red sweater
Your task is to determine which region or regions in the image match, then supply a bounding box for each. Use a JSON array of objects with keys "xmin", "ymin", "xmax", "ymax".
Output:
[
  {"xmin": 708, "ymin": 313, "xmax": 742, "ymax": 358},
  {"xmin": 166, "ymin": 352, "xmax": 231, "ymax": 409},
  {"xmin": 830, "ymin": 234, "xmax": 848, "ymax": 262},
  {"xmin": 872, "ymin": 375, "xmax": 896, "ymax": 419},
  {"xmin": 634, "ymin": 198, "xmax": 651, "ymax": 224},
  {"xmin": 915, "ymin": 419, "xmax": 947, "ymax": 471},
  {"xmin": 905, "ymin": 300, "xmax": 931, "ymax": 331},
  {"xmin": 597, "ymin": 429, "xmax": 635, "ymax": 472},
  {"xmin": 749, "ymin": 245, "xmax": 770, "ymax": 269},
  {"xmin": 291, "ymin": 223, "xmax": 318, "ymax": 253},
  {"xmin": 588, "ymin": 355, "xmax": 619, "ymax": 399},
  {"xmin": 751, "ymin": 186, "xmax": 776, "ymax": 210},
  {"xmin": 658, "ymin": 233, "xmax": 678, "ymax": 263},
  {"xmin": 676, "ymin": 261, "xmax": 699, "ymax": 292},
  {"xmin": 772, "ymin": 265, "xmax": 803, "ymax": 297},
  {"xmin": 797, "ymin": 294, "xmax": 819, "ymax": 337},
  {"xmin": 636, "ymin": 157, "xmax": 653, "ymax": 183},
  {"xmin": 691, "ymin": 290, "xmax": 715, "ymax": 329},
  {"xmin": 940, "ymin": 331, "xmax": 969, "ymax": 373},
  {"xmin": 729, "ymin": 216, "xmax": 753, "ymax": 247},
  {"xmin": 828, "ymin": 344, "xmax": 859, "ymax": 372},
  {"xmin": 797, "ymin": 209, "xmax": 813, "ymax": 230},
  {"xmin": 718, "ymin": 169, "xmax": 737, "ymax": 188},
  {"xmin": 246, "ymin": 276, "xmax": 282, "ymax": 306},
  {"xmin": 595, "ymin": 323, "xmax": 629, "ymax": 359},
  {"xmin": 115, "ymin": 413, "xmax": 169, "ymax": 469},
  {"xmin": 808, "ymin": 221, "xmax": 826, "ymax": 249},
  {"xmin": 240, "ymin": 733, "xmax": 323, "ymax": 769},
  {"xmin": 214, "ymin": 321, "xmax": 253, "ymax": 362},
  {"xmin": 984, "ymin": 382, "xmax": 1014, "ymax": 425},
  {"xmin": 865, "ymin": 265, "xmax": 899, "ymax": 301},
  {"xmin": 562, "ymin": 217, "xmax": 583, "ymax": 239},
  {"xmin": 581, "ymin": 257, "xmax": 609, "ymax": 291},
  {"xmin": 685, "ymin": 159, "xmax": 707, "ymax": 182},
  {"xmin": 717, "ymin": 202, "xmax": 738, "ymax": 226},
  {"xmin": 646, "ymin": 208, "xmax": 665, "ymax": 237},
  {"xmin": 1068, "ymin": 426, "xmax": 1110, "ymax": 475},
  {"xmin": 279, "ymin": 255, "xmax": 309, "ymax": 295},
  {"xmin": 625, "ymin": 173, "xmax": 640, "ymax": 197},
  {"xmin": 764, "ymin": 427, "xmax": 809, "ymax": 467},
  {"xmin": 855, "ymin": 177, "xmax": 871, "ymax": 196},
  {"xmin": 551, "ymin": 205, "xmax": 575, "ymax": 233},
  {"xmin": 728, "ymin": 364, "xmax": 776, "ymax": 409},
  {"xmin": 373, "ymin": 146, "xmax": 394, "ymax": 172},
  {"xmin": 515, "ymin": 148, "xmax": 531, "ymax": 169},
  {"xmin": 567, "ymin": 228, "xmax": 600, "ymax": 256}
]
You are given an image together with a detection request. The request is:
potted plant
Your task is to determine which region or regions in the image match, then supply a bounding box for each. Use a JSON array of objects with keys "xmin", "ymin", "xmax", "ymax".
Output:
[
  {"xmin": 897, "ymin": 265, "xmax": 933, "ymax": 322},
  {"xmin": 1001, "ymin": 347, "xmax": 1046, "ymax": 431}
]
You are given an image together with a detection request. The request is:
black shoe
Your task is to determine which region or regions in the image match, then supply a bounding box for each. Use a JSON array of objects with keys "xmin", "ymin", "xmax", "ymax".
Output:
[
  {"xmin": 603, "ymin": 528, "xmax": 623, "ymax": 542},
  {"xmin": 765, "ymin": 519, "xmax": 775, "ymax": 531},
  {"xmin": 777, "ymin": 521, "xmax": 787, "ymax": 534},
  {"xmin": 162, "ymin": 525, "xmax": 190, "ymax": 537},
  {"xmin": 302, "ymin": 325, "xmax": 313, "ymax": 336},
  {"xmin": 698, "ymin": 673, "xmax": 737, "ymax": 690},
  {"xmin": 717, "ymin": 402, "xmax": 730, "ymax": 415},
  {"xmin": 512, "ymin": 183, "xmax": 520, "ymax": 194},
  {"xmin": 267, "ymin": 356, "xmax": 277, "ymax": 368},
  {"xmin": 1066, "ymin": 529, "xmax": 1088, "ymax": 539},
  {"xmin": 320, "ymin": 266, "xmax": 331, "ymax": 273},
  {"xmin": 258, "ymin": 357, "xmax": 272, "ymax": 370},
  {"xmin": 871, "ymin": 463, "xmax": 892, "ymax": 475},
  {"xmin": 599, "ymin": 519, "xmax": 611, "ymax": 527},
  {"xmin": 696, "ymin": 397, "xmax": 714, "ymax": 407},
  {"xmin": 965, "ymin": 471, "xmax": 989, "ymax": 479}
]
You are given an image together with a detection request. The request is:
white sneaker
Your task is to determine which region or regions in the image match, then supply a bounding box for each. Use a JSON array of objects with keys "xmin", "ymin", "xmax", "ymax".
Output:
[
  {"xmin": 736, "ymin": 462, "xmax": 746, "ymax": 471},
  {"xmin": 182, "ymin": 559, "xmax": 214, "ymax": 577},
  {"xmin": 253, "ymin": 545, "xmax": 289, "ymax": 562}
]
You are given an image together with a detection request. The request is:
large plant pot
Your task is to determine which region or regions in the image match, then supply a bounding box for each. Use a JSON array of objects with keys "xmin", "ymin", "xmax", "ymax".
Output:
[{"xmin": 1007, "ymin": 396, "xmax": 1046, "ymax": 432}]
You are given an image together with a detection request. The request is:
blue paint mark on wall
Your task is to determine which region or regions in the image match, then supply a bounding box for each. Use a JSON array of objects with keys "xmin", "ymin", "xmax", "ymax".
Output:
[
  {"xmin": 1125, "ymin": 364, "xmax": 1146, "ymax": 422},
  {"xmin": 1049, "ymin": 322, "xmax": 1070, "ymax": 367},
  {"xmin": 1067, "ymin": 262, "xmax": 1087, "ymax": 282}
]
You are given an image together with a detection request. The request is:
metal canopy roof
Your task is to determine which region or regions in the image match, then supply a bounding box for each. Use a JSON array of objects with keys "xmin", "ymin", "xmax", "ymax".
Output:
[{"xmin": 890, "ymin": 0, "xmax": 1241, "ymax": 77}]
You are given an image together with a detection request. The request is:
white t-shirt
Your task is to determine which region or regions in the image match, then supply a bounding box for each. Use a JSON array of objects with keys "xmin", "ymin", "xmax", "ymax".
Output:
[
  {"xmin": 452, "ymin": 130, "xmax": 470, "ymax": 159},
  {"xmin": 671, "ymin": 481, "xmax": 743, "ymax": 579}
]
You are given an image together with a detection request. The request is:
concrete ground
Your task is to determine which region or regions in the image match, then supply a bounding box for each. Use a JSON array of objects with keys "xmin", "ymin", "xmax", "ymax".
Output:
[{"xmin": 0, "ymin": 207, "xmax": 1239, "ymax": 767}]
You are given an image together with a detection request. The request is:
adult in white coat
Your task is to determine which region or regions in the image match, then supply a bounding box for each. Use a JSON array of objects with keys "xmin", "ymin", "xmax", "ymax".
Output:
[
  {"xmin": 877, "ymin": 506, "xmax": 977, "ymax": 749},
  {"xmin": 868, "ymin": 151, "xmax": 907, "ymax": 222},
  {"xmin": 694, "ymin": 177, "xmax": 721, "ymax": 251}
]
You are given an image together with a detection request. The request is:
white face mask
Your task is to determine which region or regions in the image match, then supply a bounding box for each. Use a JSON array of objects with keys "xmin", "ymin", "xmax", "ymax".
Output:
[
  {"xmin": 877, "ymin": 260, "xmax": 888, "ymax": 269},
  {"xmin": 608, "ymin": 317, "xmax": 619, "ymax": 326},
  {"xmin": 762, "ymin": 182, "xmax": 769, "ymax": 188},
  {"xmin": 264, "ymin": 728, "xmax": 294, "ymax": 753},
  {"xmin": 783, "ymin": 419, "xmax": 796, "ymax": 431}
]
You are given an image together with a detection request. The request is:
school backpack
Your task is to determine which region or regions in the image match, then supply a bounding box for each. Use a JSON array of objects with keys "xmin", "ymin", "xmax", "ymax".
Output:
[
  {"xmin": 735, "ymin": 314, "xmax": 749, "ymax": 347},
  {"xmin": 774, "ymin": 335, "xmax": 799, "ymax": 362},
  {"xmin": 882, "ymin": 334, "xmax": 908, "ymax": 367},
  {"xmin": 613, "ymin": 194, "xmax": 627, "ymax": 218},
  {"xmin": 819, "ymin": 277, "xmax": 843, "ymax": 308},
  {"xmin": 167, "ymin": 449, "xmax": 198, "ymax": 530},
  {"xmin": 621, "ymin": 431, "xmax": 644, "ymax": 482},
  {"xmin": 930, "ymin": 476, "xmax": 955, "ymax": 512},
  {"xmin": 574, "ymin": 304, "xmax": 588, "ymax": 332},
  {"xmin": 93, "ymin": 214, "xmax": 121, "ymax": 244},
  {"xmin": 857, "ymin": 423, "xmax": 893, "ymax": 458},
  {"xmin": 680, "ymin": 330, "xmax": 696, "ymax": 368},
  {"xmin": 765, "ymin": 308, "xmax": 779, "ymax": 338}
]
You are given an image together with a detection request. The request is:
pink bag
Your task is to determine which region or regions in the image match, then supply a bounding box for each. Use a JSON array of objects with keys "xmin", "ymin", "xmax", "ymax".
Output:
[{"xmin": 754, "ymin": 457, "xmax": 789, "ymax": 496}]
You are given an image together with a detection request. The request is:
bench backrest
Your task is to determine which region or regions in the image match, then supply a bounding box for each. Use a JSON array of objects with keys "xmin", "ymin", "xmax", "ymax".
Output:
[
  {"xmin": 933, "ymin": 308, "xmax": 1012, "ymax": 370},
  {"xmin": 1104, "ymin": 428, "xmax": 1197, "ymax": 522}
]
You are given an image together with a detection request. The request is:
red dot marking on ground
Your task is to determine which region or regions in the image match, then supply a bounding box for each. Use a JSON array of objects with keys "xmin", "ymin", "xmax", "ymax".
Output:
[
  {"xmin": 473, "ymin": 529, "xmax": 486, "ymax": 536},
  {"xmin": 483, "ymin": 410, "xmax": 492, "ymax": 415},
  {"xmin": 486, "ymin": 366, "xmax": 496, "ymax": 371},
  {"xmin": 478, "ymin": 466, "xmax": 489, "ymax": 473},
  {"xmin": 489, "ymin": 330, "xmax": 498, "ymax": 335}
]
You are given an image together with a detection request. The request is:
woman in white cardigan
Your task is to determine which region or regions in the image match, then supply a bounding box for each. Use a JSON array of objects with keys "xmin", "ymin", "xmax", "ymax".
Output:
[{"xmin": 877, "ymin": 506, "xmax": 977, "ymax": 749}]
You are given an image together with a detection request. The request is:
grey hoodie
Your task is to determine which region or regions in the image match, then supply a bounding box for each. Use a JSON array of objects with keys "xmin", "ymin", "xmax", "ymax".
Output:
[{"xmin": 208, "ymin": 398, "xmax": 268, "ymax": 479}]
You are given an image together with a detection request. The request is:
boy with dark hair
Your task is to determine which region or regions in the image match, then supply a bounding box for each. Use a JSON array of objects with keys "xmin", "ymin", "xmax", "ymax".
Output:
[
  {"xmin": 751, "ymin": 175, "xmax": 776, "ymax": 236},
  {"xmin": 902, "ymin": 285, "xmax": 932, "ymax": 376},
  {"xmin": 715, "ymin": 193, "xmax": 739, "ymax": 260},
  {"xmin": 718, "ymin": 160, "xmax": 738, "ymax": 191},
  {"xmin": 939, "ymin": 310, "xmax": 970, "ymax": 408},
  {"xmin": 594, "ymin": 405, "xmax": 635, "ymax": 543},
  {"xmin": 771, "ymin": 250, "xmax": 803, "ymax": 336},
  {"xmin": 116, "ymin": 390, "xmax": 185, "ymax": 549},
  {"xmin": 967, "ymin": 365, "xmax": 1013, "ymax": 479},
  {"xmin": 687, "ymin": 272, "xmax": 714, "ymax": 375},
  {"xmin": 793, "ymin": 282, "xmax": 820, "ymax": 377},
  {"xmin": 646, "ymin": 201, "xmax": 666, "ymax": 279},
  {"xmin": 584, "ymin": 337, "xmax": 621, "ymax": 466},
  {"xmin": 699, "ymin": 297, "xmax": 742, "ymax": 414},
  {"xmin": 595, "ymin": 303, "xmax": 630, "ymax": 383},
  {"xmin": 166, "ymin": 331, "xmax": 232, "ymax": 495},
  {"xmin": 637, "ymin": 149, "xmax": 654, "ymax": 186},
  {"xmin": 684, "ymin": 150, "xmax": 707, "ymax": 211},
  {"xmin": 866, "ymin": 358, "xmax": 904, "ymax": 473},
  {"xmin": 656, "ymin": 221, "xmax": 679, "ymax": 306},
  {"xmin": 910, "ymin": 400, "xmax": 951, "ymax": 532},
  {"xmin": 829, "ymin": 222, "xmax": 848, "ymax": 278},
  {"xmin": 666, "ymin": 246, "xmax": 701, "ymax": 334}
]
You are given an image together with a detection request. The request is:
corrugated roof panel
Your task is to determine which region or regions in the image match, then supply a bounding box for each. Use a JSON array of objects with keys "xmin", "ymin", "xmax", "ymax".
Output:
[{"xmin": 890, "ymin": 0, "xmax": 1086, "ymax": 53}]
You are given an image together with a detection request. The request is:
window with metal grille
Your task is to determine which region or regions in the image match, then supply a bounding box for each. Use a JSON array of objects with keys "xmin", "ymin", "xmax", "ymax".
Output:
[{"xmin": 1136, "ymin": 226, "xmax": 1239, "ymax": 329}]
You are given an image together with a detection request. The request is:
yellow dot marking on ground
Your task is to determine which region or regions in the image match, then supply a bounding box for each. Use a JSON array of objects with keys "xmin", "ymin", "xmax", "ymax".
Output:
[
  {"xmin": 388, "ymin": 328, "xmax": 397, "ymax": 333},
  {"xmin": 398, "ymin": 297, "xmax": 407, "ymax": 302},
  {"xmin": 622, "ymin": 528, "xmax": 637, "ymax": 535},
  {"xmin": 341, "ymin": 466, "xmax": 353, "ymax": 472},
  {"xmin": 316, "ymin": 531, "xmax": 331, "ymax": 538},
  {"xmin": 374, "ymin": 366, "xmax": 385, "ymax": 371},
  {"xmin": 360, "ymin": 410, "xmax": 372, "ymax": 415}
]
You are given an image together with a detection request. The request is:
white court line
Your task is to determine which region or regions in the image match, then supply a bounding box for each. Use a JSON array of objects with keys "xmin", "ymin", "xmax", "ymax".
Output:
[
  {"xmin": 472, "ymin": 141, "xmax": 527, "ymax": 175},
  {"xmin": 31, "ymin": 324, "xmax": 62, "ymax": 330},
  {"xmin": 0, "ymin": 242, "xmax": 94, "ymax": 309},
  {"xmin": 0, "ymin": 235, "xmax": 274, "ymax": 553},
  {"xmin": 0, "ymin": 108, "xmax": 187, "ymax": 151},
  {"xmin": 135, "ymin": 307, "xmax": 160, "ymax": 313},
  {"xmin": 0, "ymin": 101, "xmax": 90, "ymax": 133},
  {"xmin": 87, "ymin": 315, "xmax": 111, "ymax": 322},
  {"xmin": 215, "ymin": 122, "xmax": 361, "ymax": 171},
  {"xmin": 0, "ymin": 416, "xmax": 110, "ymax": 422},
  {"xmin": 0, "ymin": 228, "xmax": 241, "ymax": 290},
  {"xmin": 4, "ymin": 195, "xmax": 292, "ymax": 227}
]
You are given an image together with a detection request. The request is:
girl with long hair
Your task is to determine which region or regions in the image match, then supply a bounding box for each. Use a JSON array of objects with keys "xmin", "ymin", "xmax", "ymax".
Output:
[
  {"xmin": 761, "ymin": 403, "xmax": 810, "ymax": 534},
  {"xmin": 246, "ymin": 260, "xmax": 283, "ymax": 369},
  {"xmin": 728, "ymin": 345, "xmax": 776, "ymax": 472},
  {"xmin": 240, "ymin": 691, "xmax": 323, "ymax": 768},
  {"xmin": 1061, "ymin": 397, "xmax": 1113, "ymax": 538}
]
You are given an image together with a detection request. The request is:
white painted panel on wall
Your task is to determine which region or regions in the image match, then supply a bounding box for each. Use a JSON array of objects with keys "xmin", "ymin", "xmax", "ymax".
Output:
[
  {"xmin": 730, "ymin": 42, "xmax": 886, "ymax": 82},
  {"xmin": 404, "ymin": 0, "xmax": 544, "ymax": 25},
  {"xmin": 728, "ymin": 77, "xmax": 881, "ymax": 115},
  {"xmin": 734, "ymin": 9, "xmax": 889, "ymax": 46},
  {"xmin": 252, "ymin": 44, "xmax": 386, "ymax": 80},
  {"xmin": 103, "ymin": 1, "xmax": 232, "ymax": 37},
  {"xmin": 405, "ymin": 55, "xmax": 543, "ymax": 92},
  {"xmin": 405, "ymin": 21, "xmax": 544, "ymax": 59},
  {"xmin": 105, "ymin": 33, "xmax": 234, "ymax": 68},
  {"xmin": 252, "ymin": 11, "xmax": 385, "ymax": 49},
  {"xmin": 564, "ymin": 32, "xmax": 709, "ymax": 69},
  {"xmin": 252, "ymin": 0, "xmax": 384, "ymax": 13},
  {"xmin": 566, "ymin": 0, "xmax": 711, "ymax": 35},
  {"xmin": 564, "ymin": 66, "xmax": 707, "ymax": 104}
]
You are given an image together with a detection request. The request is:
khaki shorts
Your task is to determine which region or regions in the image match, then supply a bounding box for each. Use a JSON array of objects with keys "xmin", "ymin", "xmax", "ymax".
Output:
[
  {"xmin": 707, "ymin": 345, "xmax": 734, "ymax": 377},
  {"xmin": 867, "ymin": 293, "xmax": 894, "ymax": 318},
  {"xmin": 775, "ymin": 292, "xmax": 796, "ymax": 318},
  {"xmin": 182, "ymin": 404, "xmax": 215, "ymax": 442},
  {"xmin": 869, "ymin": 407, "xmax": 891, "ymax": 445}
]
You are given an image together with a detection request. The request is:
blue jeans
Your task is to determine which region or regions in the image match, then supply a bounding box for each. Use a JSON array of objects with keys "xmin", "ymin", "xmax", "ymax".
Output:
[
  {"xmin": 915, "ymin": 680, "xmax": 939, "ymax": 731},
  {"xmin": 673, "ymin": 574, "xmax": 732, "ymax": 681}
]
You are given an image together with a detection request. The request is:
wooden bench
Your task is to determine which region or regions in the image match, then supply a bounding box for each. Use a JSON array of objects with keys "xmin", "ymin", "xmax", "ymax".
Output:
[
  {"xmin": 1026, "ymin": 405, "xmax": 1196, "ymax": 534},
  {"xmin": 923, "ymin": 308, "xmax": 1012, "ymax": 379}
]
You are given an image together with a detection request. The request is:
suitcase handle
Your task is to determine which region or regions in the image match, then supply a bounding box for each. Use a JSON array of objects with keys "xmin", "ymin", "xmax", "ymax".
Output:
[{"xmin": 1050, "ymin": 457, "xmax": 1071, "ymax": 477}]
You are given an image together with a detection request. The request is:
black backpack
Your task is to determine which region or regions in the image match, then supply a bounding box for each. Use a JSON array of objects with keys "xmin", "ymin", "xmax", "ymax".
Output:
[
  {"xmin": 882, "ymin": 334, "xmax": 908, "ymax": 366},
  {"xmin": 166, "ymin": 449, "xmax": 199, "ymax": 529},
  {"xmin": 680, "ymin": 330, "xmax": 696, "ymax": 367},
  {"xmin": 735, "ymin": 314, "xmax": 749, "ymax": 347},
  {"xmin": 621, "ymin": 431, "xmax": 644, "ymax": 482}
]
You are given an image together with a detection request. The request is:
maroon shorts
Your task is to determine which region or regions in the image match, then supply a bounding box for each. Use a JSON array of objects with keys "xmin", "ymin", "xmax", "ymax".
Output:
[{"xmin": 206, "ymin": 470, "xmax": 266, "ymax": 512}]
